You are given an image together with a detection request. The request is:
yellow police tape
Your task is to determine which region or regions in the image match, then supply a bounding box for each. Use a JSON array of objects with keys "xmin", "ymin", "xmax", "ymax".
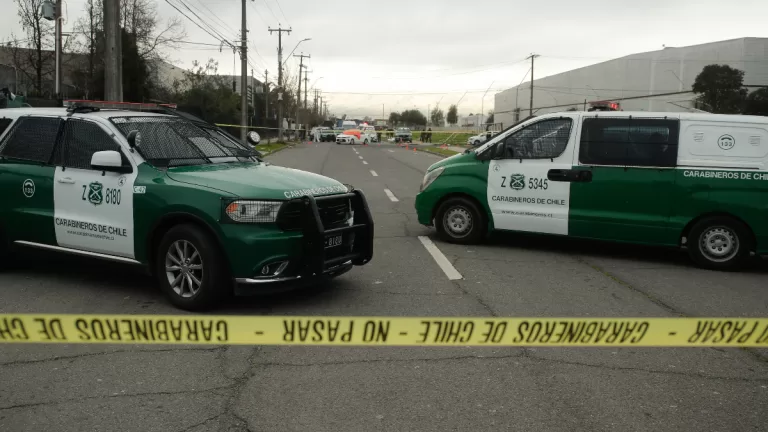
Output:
[{"xmin": 1, "ymin": 315, "xmax": 767, "ymax": 347}]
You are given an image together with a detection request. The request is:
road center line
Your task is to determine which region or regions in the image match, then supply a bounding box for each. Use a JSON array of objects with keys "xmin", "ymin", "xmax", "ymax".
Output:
[
  {"xmin": 362, "ymin": 161, "xmax": 368, "ymax": 165},
  {"xmin": 370, "ymin": 170, "xmax": 378, "ymax": 177},
  {"xmin": 359, "ymin": 155, "xmax": 363, "ymax": 159},
  {"xmin": 384, "ymin": 188, "xmax": 399, "ymax": 202},
  {"xmin": 418, "ymin": 236, "xmax": 463, "ymax": 280},
  {"xmin": 388, "ymin": 149, "xmax": 395, "ymax": 153}
]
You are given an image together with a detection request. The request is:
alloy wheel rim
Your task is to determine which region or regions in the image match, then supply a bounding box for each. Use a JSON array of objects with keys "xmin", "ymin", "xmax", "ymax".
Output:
[{"xmin": 165, "ymin": 240, "xmax": 204, "ymax": 298}]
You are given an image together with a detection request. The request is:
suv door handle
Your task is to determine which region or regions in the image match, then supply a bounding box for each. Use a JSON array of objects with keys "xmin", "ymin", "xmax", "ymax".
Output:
[{"xmin": 57, "ymin": 177, "xmax": 75, "ymax": 184}]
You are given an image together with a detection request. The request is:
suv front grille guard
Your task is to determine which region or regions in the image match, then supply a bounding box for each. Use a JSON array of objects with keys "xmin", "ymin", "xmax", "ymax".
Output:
[{"xmin": 279, "ymin": 190, "xmax": 374, "ymax": 277}]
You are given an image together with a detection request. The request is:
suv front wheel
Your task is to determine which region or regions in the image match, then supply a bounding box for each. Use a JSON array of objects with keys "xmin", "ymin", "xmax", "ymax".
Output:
[{"xmin": 155, "ymin": 224, "xmax": 230, "ymax": 310}]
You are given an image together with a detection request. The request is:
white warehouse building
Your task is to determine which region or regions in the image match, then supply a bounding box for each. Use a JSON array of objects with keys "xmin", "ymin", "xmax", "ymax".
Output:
[{"xmin": 494, "ymin": 37, "xmax": 768, "ymax": 127}]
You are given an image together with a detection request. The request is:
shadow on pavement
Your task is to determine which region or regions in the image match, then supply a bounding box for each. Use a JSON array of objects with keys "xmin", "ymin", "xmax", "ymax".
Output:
[{"xmin": 469, "ymin": 230, "xmax": 768, "ymax": 273}]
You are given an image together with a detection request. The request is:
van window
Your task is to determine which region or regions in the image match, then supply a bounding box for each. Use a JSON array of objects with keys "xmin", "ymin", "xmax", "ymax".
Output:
[
  {"xmin": 0, "ymin": 116, "xmax": 61, "ymax": 163},
  {"xmin": 579, "ymin": 118, "xmax": 679, "ymax": 167},
  {"xmin": 500, "ymin": 118, "xmax": 572, "ymax": 159}
]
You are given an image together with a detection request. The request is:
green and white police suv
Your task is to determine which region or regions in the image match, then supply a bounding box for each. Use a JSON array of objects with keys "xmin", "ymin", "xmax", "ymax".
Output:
[
  {"xmin": 0, "ymin": 107, "xmax": 373, "ymax": 309},
  {"xmin": 416, "ymin": 111, "xmax": 768, "ymax": 270}
]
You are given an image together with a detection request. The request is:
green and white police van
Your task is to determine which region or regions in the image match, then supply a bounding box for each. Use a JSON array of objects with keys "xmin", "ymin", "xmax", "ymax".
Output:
[
  {"xmin": 0, "ymin": 107, "xmax": 373, "ymax": 309},
  {"xmin": 416, "ymin": 111, "xmax": 768, "ymax": 270}
]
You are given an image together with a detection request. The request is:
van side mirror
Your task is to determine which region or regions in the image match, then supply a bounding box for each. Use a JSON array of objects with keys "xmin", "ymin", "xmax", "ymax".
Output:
[{"xmin": 91, "ymin": 150, "xmax": 132, "ymax": 173}]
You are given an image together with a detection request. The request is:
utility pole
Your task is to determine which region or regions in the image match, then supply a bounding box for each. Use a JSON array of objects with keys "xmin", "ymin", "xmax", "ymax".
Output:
[
  {"xmin": 104, "ymin": 0, "xmax": 122, "ymax": 101},
  {"xmin": 53, "ymin": 0, "xmax": 62, "ymax": 101},
  {"xmin": 313, "ymin": 90, "xmax": 318, "ymax": 114},
  {"xmin": 293, "ymin": 53, "xmax": 309, "ymax": 137},
  {"xmin": 527, "ymin": 53, "xmax": 539, "ymax": 116},
  {"xmin": 303, "ymin": 70, "xmax": 310, "ymax": 112},
  {"xmin": 264, "ymin": 70, "xmax": 269, "ymax": 122},
  {"xmin": 269, "ymin": 27, "xmax": 292, "ymax": 141},
  {"xmin": 239, "ymin": 0, "xmax": 249, "ymax": 143}
]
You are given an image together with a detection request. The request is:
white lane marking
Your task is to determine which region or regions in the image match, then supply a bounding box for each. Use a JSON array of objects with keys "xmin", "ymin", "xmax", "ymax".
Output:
[
  {"xmin": 359, "ymin": 155, "xmax": 363, "ymax": 159},
  {"xmin": 388, "ymin": 149, "xmax": 395, "ymax": 153},
  {"xmin": 384, "ymin": 188, "xmax": 399, "ymax": 202},
  {"xmin": 362, "ymin": 160, "xmax": 369, "ymax": 165},
  {"xmin": 370, "ymin": 170, "xmax": 378, "ymax": 177},
  {"xmin": 418, "ymin": 236, "xmax": 463, "ymax": 280}
]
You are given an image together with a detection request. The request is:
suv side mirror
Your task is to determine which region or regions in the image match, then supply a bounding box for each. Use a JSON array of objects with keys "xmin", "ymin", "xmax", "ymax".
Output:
[
  {"xmin": 247, "ymin": 131, "xmax": 261, "ymax": 145},
  {"xmin": 127, "ymin": 130, "xmax": 141, "ymax": 148},
  {"xmin": 91, "ymin": 150, "xmax": 132, "ymax": 173}
]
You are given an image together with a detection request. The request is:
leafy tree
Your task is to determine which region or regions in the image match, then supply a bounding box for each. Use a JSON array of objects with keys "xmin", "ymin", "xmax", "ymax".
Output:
[
  {"xmin": 744, "ymin": 88, "xmax": 768, "ymax": 116},
  {"xmin": 388, "ymin": 112, "xmax": 401, "ymax": 125},
  {"xmin": 430, "ymin": 108, "xmax": 444, "ymax": 126},
  {"xmin": 172, "ymin": 59, "xmax": 241, "ymax": 125},
  {"xmin": 400, "ymin": 109, "xmax": 427, "ymax": 126},
  {"xmin": 446, "ymin": 105, "xmax": 458, "ymax": 125},
  {"xmin": 10, "ymin": 0, "xmax": 55, "ymax": 96},
  {"xmin": 486, "ymin": 111, "xmax": 494, "ymax": 124},
  {"xmin": 692, "ymin": 64, "xmax": 747, "ymax": 114}
]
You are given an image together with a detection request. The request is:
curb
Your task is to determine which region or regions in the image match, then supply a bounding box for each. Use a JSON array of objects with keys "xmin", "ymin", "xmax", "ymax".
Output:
[
  {"xmin": 261, "ymin": 144, "xmax": 294, "ymax": 157},
  {"xmin": 415, "ymin": 147, "xmax": 460, "ymax": 158}
]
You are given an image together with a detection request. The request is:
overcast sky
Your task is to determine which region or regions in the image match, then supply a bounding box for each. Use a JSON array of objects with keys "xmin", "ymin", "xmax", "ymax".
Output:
[{"xmin": 3, "ymin": 0, "xmax": 768, "ymax": 118}]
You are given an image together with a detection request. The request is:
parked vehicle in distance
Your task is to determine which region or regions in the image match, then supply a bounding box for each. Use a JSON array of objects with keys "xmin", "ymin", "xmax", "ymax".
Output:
[
  {"xmin": 336, "ymin": 128, "xmax": 361, "ymax": 145},
  {"xmin": 394, "ymin": 127, "xmax": 413, "ymax": 143},
  {"xmin": 320, "ymin": 128, "xmax": 338, "ymax": 141},
  {"xmin": 468, "ymin": 131, "xmax": 498, "ymax": 146},
  {"xmin": 416, "ymin": 111, "xmax": 768, "ymax": 270},
  {"xmin": 360, "ymin": 126, "xmax": 378, "ymax": 144},
  {"xmin": 310, "ymin": 126, "xmax": 329, "ymax": 141}
]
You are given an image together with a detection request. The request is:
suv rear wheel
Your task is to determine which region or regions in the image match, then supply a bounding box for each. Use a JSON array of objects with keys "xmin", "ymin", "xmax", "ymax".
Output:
[
  {"xmin": 435, "ymin": 197, "xmax": 486, "ymax": 244},
  {"xmin": 687, "ymin": 216, "xmax": 751, "ymax": 270},
  {"xmin": 155, "ymin": 224, "xmax": 230, "ymax": 310}
]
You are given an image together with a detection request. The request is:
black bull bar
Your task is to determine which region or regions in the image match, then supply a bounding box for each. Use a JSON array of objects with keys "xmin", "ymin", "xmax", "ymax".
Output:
[{"xmin": 279, "ymin": 190, "xmax": 374, "ymax": 277}]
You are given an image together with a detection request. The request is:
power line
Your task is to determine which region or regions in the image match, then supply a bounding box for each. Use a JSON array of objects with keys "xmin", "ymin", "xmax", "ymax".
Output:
[
  {"xmin": 164, "ymin": 0, "xmax": 234, "ymax": 49},
  {"xmin": 189, "ymin": 0, "xmax": 239, "ymax": 39},
  {"xmin": 261, "ymin": 0, "xmax": 280, "ymax": 24},
  {"xmin": 170, "ymin": 0, "xmax": 233, "ymax": 46},
  {"xmin": 272, "ymin": 0, "xmax": 290, "ymax": 27},
  {"xmin": 248, "ymin": 1, "xmax": 269, "ymax": 27}
]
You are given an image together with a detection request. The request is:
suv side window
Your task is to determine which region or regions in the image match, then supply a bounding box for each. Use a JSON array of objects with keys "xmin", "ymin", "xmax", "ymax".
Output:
[
  {"xmin": 500, "ymin": 118, "xmax": 572, "ymax": 159},
  {"xmin": 0, "ymin": 116, "xmax": 62, "ymax": 163},
  {"xmin": 579, "ymin": 118, "xmax": 679, "ymax": 167},
  {"xmin": 0, "ymin": 118, "xmax": 12, "ymax": 138},
  {"xmin": 55, "ymin": 119, "xmax": 124, "ymax": 170}
]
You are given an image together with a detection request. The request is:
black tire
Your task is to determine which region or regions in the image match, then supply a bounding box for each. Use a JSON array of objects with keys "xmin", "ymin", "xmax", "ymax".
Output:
[
  {"xmin": 364, "ymin": 139, "xmax": 369, "ymax": 145},
  {"xmin": 687, "ymin": 216, "xmax": 752, "ymax": 270},
  {"xmin": 155, "ymin": 224, "xmax": 230, "ymax": 310},
  {"xmin": 474, "ymin": 140, "xmax": 481, "ymax": 146},
  {"xmin": 435, "ymin": 197, "xmax": 486, "ymax": 244}
]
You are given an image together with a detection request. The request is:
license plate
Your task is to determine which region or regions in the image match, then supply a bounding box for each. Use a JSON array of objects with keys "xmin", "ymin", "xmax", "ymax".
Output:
[{"xmin": 325, "ymin": 235, "xmax": 343, "ymax": 248}]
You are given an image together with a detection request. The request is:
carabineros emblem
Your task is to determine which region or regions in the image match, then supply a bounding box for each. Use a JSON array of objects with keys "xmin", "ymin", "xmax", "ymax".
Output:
[{"xmin": 88, "ymin": 181, "xmax": 104, "ymax": 206}]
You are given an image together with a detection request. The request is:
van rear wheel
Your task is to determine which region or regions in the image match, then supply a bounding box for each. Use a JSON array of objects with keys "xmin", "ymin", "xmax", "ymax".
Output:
[
  {"xmin": 435, "ymin": 197, "xmax": 486, "ymax": 244},
  {"xmin": 687, "ymin": 216, "xmax": 751, "ymax": 270}
]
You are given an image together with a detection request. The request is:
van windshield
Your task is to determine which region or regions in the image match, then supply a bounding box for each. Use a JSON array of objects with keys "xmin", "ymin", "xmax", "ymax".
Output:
[{"xmin": 111, "ymin": 116, "xmax": 258, "ymax": 167}]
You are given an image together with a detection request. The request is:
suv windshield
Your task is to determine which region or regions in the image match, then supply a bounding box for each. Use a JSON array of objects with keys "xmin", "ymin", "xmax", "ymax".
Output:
[{"xmin": 111, "ymin": 116, "xmax": 258, "ymax": 167}]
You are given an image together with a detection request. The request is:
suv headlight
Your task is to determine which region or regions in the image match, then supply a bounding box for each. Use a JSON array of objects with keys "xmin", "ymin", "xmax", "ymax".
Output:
[
  {"xmin": 420, "ymin": 166, "xmax": 445, "ymax": 191},
  {"xmin": 225, "ymin": 200, "xmax": 282, "ymax": 223}
]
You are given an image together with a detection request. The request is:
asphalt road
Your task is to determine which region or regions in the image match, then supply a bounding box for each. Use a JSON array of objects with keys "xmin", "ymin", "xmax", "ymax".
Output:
[{"xmin": 1, "ymin": 140, "xmax": 767, "ymax": 431}]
